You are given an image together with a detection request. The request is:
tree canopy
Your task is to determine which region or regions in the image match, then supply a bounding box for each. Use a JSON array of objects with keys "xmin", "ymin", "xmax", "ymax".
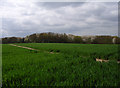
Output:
[{"xmin": 1, "ymin": 32, "xmax": 120, "ymax": 44}]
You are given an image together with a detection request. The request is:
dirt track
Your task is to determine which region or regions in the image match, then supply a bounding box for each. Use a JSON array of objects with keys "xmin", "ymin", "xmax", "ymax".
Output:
[
  {"xmin": 9, "ymin": 44, "xmax": 57, "ymax": 54},
  {"xmin": 9, "ymin": 44, "xmax": 39, "ymax": 51}
]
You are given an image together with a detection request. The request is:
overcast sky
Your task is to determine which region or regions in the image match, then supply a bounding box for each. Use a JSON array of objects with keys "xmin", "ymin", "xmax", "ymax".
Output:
[{"xmin": 0, "ymin": 0, "xmax": 118, "ymax": 38}]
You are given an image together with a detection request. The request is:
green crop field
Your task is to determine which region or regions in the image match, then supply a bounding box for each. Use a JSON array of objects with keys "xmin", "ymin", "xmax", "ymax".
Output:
[{"xmin": 2, "ymin": 43, "xmax": 120, "ymax": 87}]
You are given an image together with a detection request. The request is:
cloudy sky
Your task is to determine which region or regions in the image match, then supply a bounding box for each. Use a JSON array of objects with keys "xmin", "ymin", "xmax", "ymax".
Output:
[{"xmin": 0, "ymin": 0, "xmax": 118, "ymax": 38}]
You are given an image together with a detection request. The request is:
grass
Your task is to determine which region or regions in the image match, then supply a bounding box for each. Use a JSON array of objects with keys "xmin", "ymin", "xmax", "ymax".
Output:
[
  {"xmin": 2, "ymin": 43, "xmax": 120, "ymax": 87},
  {"xmin": 0, "ymin": 44, "xmax": 2, "ymax": 87},
  {"xmin": 16, "ymin": 43, "xmax": 119, "ymax": 60}
]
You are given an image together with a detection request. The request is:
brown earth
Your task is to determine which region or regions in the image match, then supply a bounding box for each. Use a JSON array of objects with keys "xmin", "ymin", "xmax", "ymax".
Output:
[{"xmin": 96, "ymin": 58, "xmax": 120, "ymax": 63}]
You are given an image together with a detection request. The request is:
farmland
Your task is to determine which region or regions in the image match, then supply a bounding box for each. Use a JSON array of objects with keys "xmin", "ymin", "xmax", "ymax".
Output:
[{"xmin": 2, "ymin": 43, "xmax": 120, "ymax": 87}]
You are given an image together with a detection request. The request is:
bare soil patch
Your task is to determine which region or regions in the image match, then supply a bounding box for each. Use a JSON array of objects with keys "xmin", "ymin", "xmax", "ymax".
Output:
[{"xmin": 96, "ymin": 58, "xmax": 120, "ymax": 63}]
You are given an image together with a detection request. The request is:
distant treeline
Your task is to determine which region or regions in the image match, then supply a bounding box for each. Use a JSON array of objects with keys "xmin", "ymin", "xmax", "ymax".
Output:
[{"xmin": 1, "ymin": 32, "xmax": 120, "ymax": 44}]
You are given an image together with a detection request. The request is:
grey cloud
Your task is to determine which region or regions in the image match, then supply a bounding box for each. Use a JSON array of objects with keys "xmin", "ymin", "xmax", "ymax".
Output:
[
  {"xmin": 35, "ymin": 2, "xmax": 85, "ymax": 9},
  {"xmin": 2, "ymin": 18, "xmax": 34, "ymax": 37},
  {"xmin": 1, "ymin": 2, "xmax": 118, "ymax": 37},
  {"xmin": 22, "ymin": 12, "xmax": 35, "ymax": 16}
]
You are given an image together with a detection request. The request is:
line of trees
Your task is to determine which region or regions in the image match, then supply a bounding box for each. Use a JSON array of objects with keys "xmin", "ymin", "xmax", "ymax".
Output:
[
  {"xmin": 1, "ymin": 32, "xmax": 120, "ymax": 44},
  {"xmin": 1, "ymin": 37, "xmax": 24, "ymax": 44}
]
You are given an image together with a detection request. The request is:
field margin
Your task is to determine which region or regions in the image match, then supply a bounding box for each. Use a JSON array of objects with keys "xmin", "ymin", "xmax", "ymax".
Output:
[{"xmin": 0, "ymin": 44, "xmax": 2, "ymax": 88}]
